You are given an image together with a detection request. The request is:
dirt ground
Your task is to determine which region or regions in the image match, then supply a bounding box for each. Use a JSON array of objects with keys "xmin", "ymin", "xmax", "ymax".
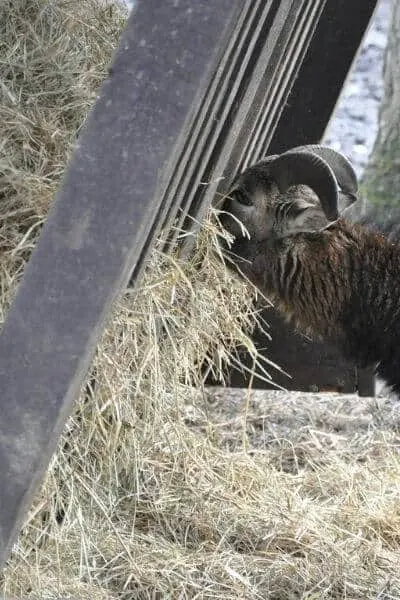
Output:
[{"xmin": 193, "ymin": 386, "xmax": 400, "ymax": 470}]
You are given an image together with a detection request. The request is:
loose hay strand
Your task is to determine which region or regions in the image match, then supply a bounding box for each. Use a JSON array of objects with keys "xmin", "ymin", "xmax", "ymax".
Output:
[{"xmin": 2, "ymin": 1, "xmax": 400, "ymax": 599}]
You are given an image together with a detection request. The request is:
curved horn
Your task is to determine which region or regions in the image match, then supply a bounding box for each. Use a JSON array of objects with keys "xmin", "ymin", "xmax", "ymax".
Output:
[
  {"xmin": 287, "ymin": 144, "xmax": 358, "ymax": 195},
  {"xmin": 268, "ymin": 152, "xmax": 339, "ymax": 221}
]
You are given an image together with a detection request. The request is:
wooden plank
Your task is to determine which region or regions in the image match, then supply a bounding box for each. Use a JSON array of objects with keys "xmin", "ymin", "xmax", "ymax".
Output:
[
  {"xmin": 166, "ymin": 0, "xmax": 328, "ymax": 247},
  {"xmin": 357, "ymin": 366, "xmax": 376, "ymax": 397},
  {"xmin": 269, "ymin": 0, "xmax": 380, "ymax": 153},
  {"xmin": 0, "ymin": 0, "xmax": 243, "ymax": 569}
]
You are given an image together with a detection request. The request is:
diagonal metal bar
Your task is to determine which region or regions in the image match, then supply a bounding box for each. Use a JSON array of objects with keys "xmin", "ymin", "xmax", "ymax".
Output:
[{"xmin": 0, "ymin": 0, "xmax": 242, "ymax": 569}]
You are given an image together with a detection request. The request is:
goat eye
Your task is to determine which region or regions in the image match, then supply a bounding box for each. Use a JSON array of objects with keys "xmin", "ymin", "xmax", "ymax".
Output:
[{"xmin": 232, "ymin": 189, "xmax": 253, "ymax": 206}]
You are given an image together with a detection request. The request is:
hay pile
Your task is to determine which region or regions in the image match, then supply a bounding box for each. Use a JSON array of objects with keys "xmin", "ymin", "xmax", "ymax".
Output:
[{"xmin": 1, "ymin": 1, "xmax": 400, "ymax": 599}]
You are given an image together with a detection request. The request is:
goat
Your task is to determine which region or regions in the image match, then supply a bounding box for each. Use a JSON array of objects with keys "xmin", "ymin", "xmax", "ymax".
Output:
[{"xmin": 220, "ymin": 144, "xmax": 400, "ymax": 396}]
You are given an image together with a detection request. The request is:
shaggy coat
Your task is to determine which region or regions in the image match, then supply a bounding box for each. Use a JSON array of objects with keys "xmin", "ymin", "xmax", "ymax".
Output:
[{"xmin": 221, "ymin": 147, "xmax": 400, "ymax": 395}]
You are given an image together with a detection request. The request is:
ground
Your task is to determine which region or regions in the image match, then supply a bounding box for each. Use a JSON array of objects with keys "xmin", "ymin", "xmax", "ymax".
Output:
[{"xmin": 202, "ymin": 387, "xmax": 400, "ymax": 459}]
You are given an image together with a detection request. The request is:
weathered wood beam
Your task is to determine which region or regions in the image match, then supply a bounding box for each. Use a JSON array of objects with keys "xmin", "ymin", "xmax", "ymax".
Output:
[{"xmin": 0, "ymin": 0, "xmax": 242, "ymax": 568}]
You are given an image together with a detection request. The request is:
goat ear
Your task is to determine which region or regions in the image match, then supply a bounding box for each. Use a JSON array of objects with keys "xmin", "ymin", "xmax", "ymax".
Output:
[{"xmin": 287, "ymin": 200, "xmax": 334, "ymax": 235}]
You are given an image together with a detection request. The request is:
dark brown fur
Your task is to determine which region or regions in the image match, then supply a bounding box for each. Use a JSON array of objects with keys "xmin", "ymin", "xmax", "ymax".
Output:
[{"xmin": 222, "ymin": 161, "xmax": 400, "ymax": 396}]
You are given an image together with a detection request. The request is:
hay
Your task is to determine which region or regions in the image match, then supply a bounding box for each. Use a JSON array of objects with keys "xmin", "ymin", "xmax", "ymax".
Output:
[
  {"xmin": 0, "ymin": 0, "xmax": 125, "ymax": 310},
  {"xmin": 1, "ymin": 1, "xmax": 400, "ymax": 599}
]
